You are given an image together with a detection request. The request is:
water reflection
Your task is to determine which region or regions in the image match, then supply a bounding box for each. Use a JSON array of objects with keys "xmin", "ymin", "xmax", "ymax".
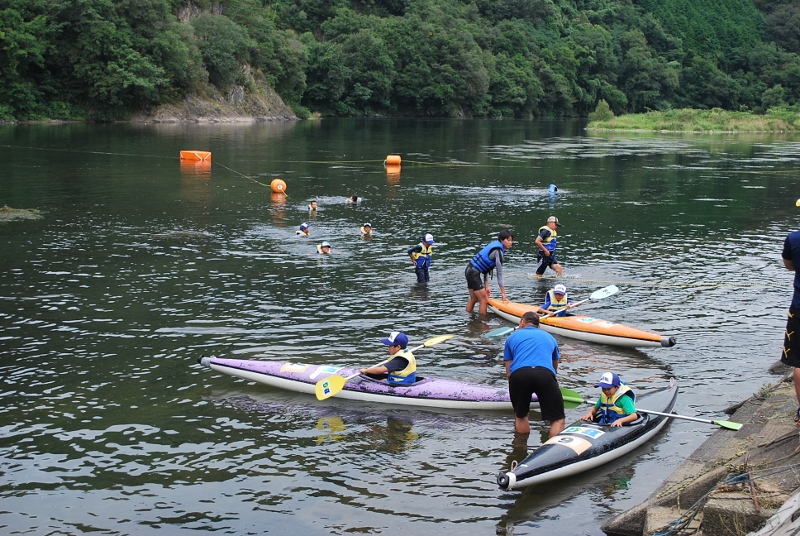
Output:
[
  {"xmin": 386, "ymin": 164, "xmax": 401, "ymax": 185},
  {"xmin": 362, "ymin": 416, "xmax": 420, "ymax": 453}
]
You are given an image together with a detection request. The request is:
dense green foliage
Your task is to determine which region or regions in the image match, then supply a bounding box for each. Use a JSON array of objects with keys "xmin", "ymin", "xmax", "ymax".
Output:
[{"xmin": 1, "ymin": 0, "xmax": 799, "ymax": 120}]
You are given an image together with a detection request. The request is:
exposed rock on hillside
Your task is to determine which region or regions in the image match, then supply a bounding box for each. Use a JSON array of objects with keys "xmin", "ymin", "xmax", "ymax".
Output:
[{"xmin": 131, "ymin": 73, "xmax": 297, "ymax": 123}]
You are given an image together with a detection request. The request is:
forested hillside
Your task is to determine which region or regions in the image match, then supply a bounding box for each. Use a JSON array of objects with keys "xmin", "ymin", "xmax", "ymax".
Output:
[{"xmin": 2, "ymin": 0, "xmax": 799, "ymax": 121}]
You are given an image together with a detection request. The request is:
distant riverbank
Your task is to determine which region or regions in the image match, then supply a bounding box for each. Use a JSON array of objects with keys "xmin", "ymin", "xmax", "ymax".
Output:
[{"xmin": 587, "ymin": 107, "xmax": 800, "ymax": 133}]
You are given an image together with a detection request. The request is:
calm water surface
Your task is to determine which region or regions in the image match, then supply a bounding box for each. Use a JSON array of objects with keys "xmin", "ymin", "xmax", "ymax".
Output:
[{"xmin": 1, "ymin": 119, "xmax": 798, "ymax": 535}]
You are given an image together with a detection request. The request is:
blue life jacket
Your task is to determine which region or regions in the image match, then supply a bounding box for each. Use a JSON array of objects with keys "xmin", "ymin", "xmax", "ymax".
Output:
[{"xmin": 469, "ymin": 240, "xmax": 505, "ymax": 274}]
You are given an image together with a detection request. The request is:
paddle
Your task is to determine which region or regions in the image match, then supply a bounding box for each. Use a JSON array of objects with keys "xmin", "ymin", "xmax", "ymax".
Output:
[
  {"xmin": 542, "ymin": 284, "xmax": 619, "ymax": 318},
  {"xmin": 485, "ymin": 284, "xmax": 620, "ymax": 338},
  {"xmin": 314, "ymin": 334, "xmax": 454, "ymax": 400},
  {"xmin": 638, "ymin": 408, "xmax": 742, "ymax": 431},
  {"xmin": 560, "ymin": 387, "xmax": 584, "ymax": 406}
]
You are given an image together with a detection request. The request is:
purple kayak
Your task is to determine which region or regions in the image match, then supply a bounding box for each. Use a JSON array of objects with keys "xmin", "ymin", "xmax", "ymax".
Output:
[{"xmin": 198, "ymin": 356, "xmax": 537, "ymax": 411}]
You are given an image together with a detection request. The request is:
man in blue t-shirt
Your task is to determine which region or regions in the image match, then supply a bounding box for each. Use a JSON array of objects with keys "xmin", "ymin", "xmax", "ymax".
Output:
[
  {"xmin": 503, "ymin": 311, "xmax": 565, "ymax": 437},
  {"xmin": 781, "ymin": 229, "xmax": 800, "ymax": 423}
]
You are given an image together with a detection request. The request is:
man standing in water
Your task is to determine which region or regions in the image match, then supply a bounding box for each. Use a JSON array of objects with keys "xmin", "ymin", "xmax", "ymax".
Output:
[
  {"xmin": 503, "ymin": 312, "xmax": 565, "ymax": 437},
  {"xmin": 535, "ymin": 216, "xmax": 564, "ymax": 278},
  {"xmin": 782, "ymin": 223, "xmax": 800, "ymax": 424},
  {"xmin": 465, "ymin": 229, "xmax": 514, "ymax": 315}
]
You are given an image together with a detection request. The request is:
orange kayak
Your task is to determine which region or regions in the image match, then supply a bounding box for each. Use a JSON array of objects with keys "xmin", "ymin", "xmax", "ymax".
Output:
[{"xmin": 488, "ymin": 299, "xmax": 676, "ymax": 348}]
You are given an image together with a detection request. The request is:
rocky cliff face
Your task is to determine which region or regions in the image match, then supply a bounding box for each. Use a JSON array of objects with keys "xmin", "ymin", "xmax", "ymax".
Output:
[{"xmin": 131, "ymin": 70, "xmax": 298, "ymax": 123}]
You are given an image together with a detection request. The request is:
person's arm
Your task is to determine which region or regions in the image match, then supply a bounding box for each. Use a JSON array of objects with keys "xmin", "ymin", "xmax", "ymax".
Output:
[
  {"xmin": 611, "ymin": 395, "xmax": 638, "ymax": 427},
  {"xmin": 360, "ymin": 364, "xmax": 388, "ymax": 374},
  {"xmin": 361, "ymin": 356, "xmax": 407, "ymax": 376},
  {"xmin": 503, "ymin": 343, "xmax": 513, "ymax": 378},
  {"xmin": 612, "ymin": 412, "xmax": 639, "ymax": 427},
  {"xmin": 580, "ymin": 405, "xmax": 598, "ymax": 421},
  {"xmin": 492, "ymin": 250, "xmax": 508, "ymax": 301},
  {"xmin": 552, "ymin": 344, "xmax": 560, "ymax": 374},
  {"xmin": 783, "ymin": 237, "xmax": 795, "ymax": 270},
  {"xmin": 408, "ymin": 245, "xmax": 421, "ymax": 264}
]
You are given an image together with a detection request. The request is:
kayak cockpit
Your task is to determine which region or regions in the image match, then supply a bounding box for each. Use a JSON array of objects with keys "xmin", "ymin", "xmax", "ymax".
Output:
[{"xmin": 354, "ymin": 373, "xmax": 430, "ymax": 387}]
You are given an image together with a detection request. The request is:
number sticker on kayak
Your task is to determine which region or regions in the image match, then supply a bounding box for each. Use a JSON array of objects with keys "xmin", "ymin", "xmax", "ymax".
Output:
[
  {"xmin": 543, "ymin": 435, "xmax": 594, "ymax": 455},
  {"xmin": 280, "ymin": 363, "xmax": 311, "ymax": 373}
]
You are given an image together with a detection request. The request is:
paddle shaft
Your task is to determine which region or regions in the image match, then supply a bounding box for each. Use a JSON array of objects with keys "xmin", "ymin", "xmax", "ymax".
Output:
[
  {"xmin": 541, "ymin": 298, "xmax": 588, "ymax": 318},
  {"xmin": 639, "ymin": 408, "xmax": 742, "ymax": 430},
  {"xmin": 542, "ymin": 285, "xmax": 618, "ymax": 318}
]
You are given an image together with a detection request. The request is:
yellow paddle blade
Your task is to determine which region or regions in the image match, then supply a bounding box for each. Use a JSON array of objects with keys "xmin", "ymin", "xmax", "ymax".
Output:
[
  {"xmin": 315, "ymin": 375, "xmax": 347, "ymax": 400},
  {"xmin": 423, "ymin": 334, "xmax": 454, "ymax": 347}
]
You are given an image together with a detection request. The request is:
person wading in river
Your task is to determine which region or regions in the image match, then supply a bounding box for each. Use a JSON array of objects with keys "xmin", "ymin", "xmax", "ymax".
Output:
[
  {"xmin": 465, "ymin": 229, "xmax": 513, "ymax": 315},
  {"xmin": 534, "ymin": 216, "xmax": 563, "ymax": 278},
  {"xmin": 503, "ymin": 311, "xmax": 565, "ymax": 437}
]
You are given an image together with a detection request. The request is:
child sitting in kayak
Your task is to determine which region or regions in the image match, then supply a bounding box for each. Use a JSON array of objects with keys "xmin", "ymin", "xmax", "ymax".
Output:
[
  {"xmin": 537, "ymin": 284, "xmax": 575, "ymax": 317},
  {"xmin": 580, "ymin": 372, "xmax": 638, "ymax": 427},
  {"xmin": 359, "ymin": 331, "xmax": 416, "ymax": 385}
]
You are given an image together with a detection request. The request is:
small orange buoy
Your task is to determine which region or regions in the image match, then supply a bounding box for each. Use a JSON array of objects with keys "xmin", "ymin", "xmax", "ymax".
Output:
[
  {"xmin": 385, "ymin": 154, "xmax": 402, "ymax": 166},
  {"xmin": 180, "ymin": 150, "xmax": 212, "ymax": 162},
  {"xmin": 270, "ymin": 178, "xmax": 287, "ymax": 193}
]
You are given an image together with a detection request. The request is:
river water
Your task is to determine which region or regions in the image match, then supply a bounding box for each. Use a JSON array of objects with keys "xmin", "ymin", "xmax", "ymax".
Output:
[{"xmin": 1, "ymin": 119, "xmax": 798, "ymax": 535}]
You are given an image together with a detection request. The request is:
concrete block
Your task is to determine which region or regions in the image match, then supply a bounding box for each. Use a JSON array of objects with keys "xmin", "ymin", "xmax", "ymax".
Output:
[{"xmin": 701, "ymin": 493, "xmax": 774, "ymax": 536}]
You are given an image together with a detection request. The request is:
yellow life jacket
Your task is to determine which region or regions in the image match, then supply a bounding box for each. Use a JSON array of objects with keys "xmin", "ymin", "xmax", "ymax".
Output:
[
  {"xmin": 545, "ymin": 289, "xmax": 569, "ymax": 312},
  {"xmin": 388, "ymin": 350, "xmax": 417, "ymax": 385},
  {"xmin": 411, "ymin": 243, "xmax": 433, "ymax": 267},
  {"xmin": 598, "ymin": 384, "xmax": 635, "ymax": 424},
  {"xmin": 538, "ymin": 225, "xmax": 558, "ymax": 251}
]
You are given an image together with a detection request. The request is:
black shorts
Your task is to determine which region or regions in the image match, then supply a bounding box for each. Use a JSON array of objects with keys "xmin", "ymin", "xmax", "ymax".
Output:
[
  {"xmin": 535, "ymin": 252, "xmax": 559, "ymax": 275},
  {"xmin": 508, "ymin": 366, "xmax": 565, "ymax": 422},
  {"xmin": 782, "ymin": 306, "xmax": 800, "ymax": 367},
  {"xmin": 465, "ymin": 264, "xmax": 485, "ymax": 291}
]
